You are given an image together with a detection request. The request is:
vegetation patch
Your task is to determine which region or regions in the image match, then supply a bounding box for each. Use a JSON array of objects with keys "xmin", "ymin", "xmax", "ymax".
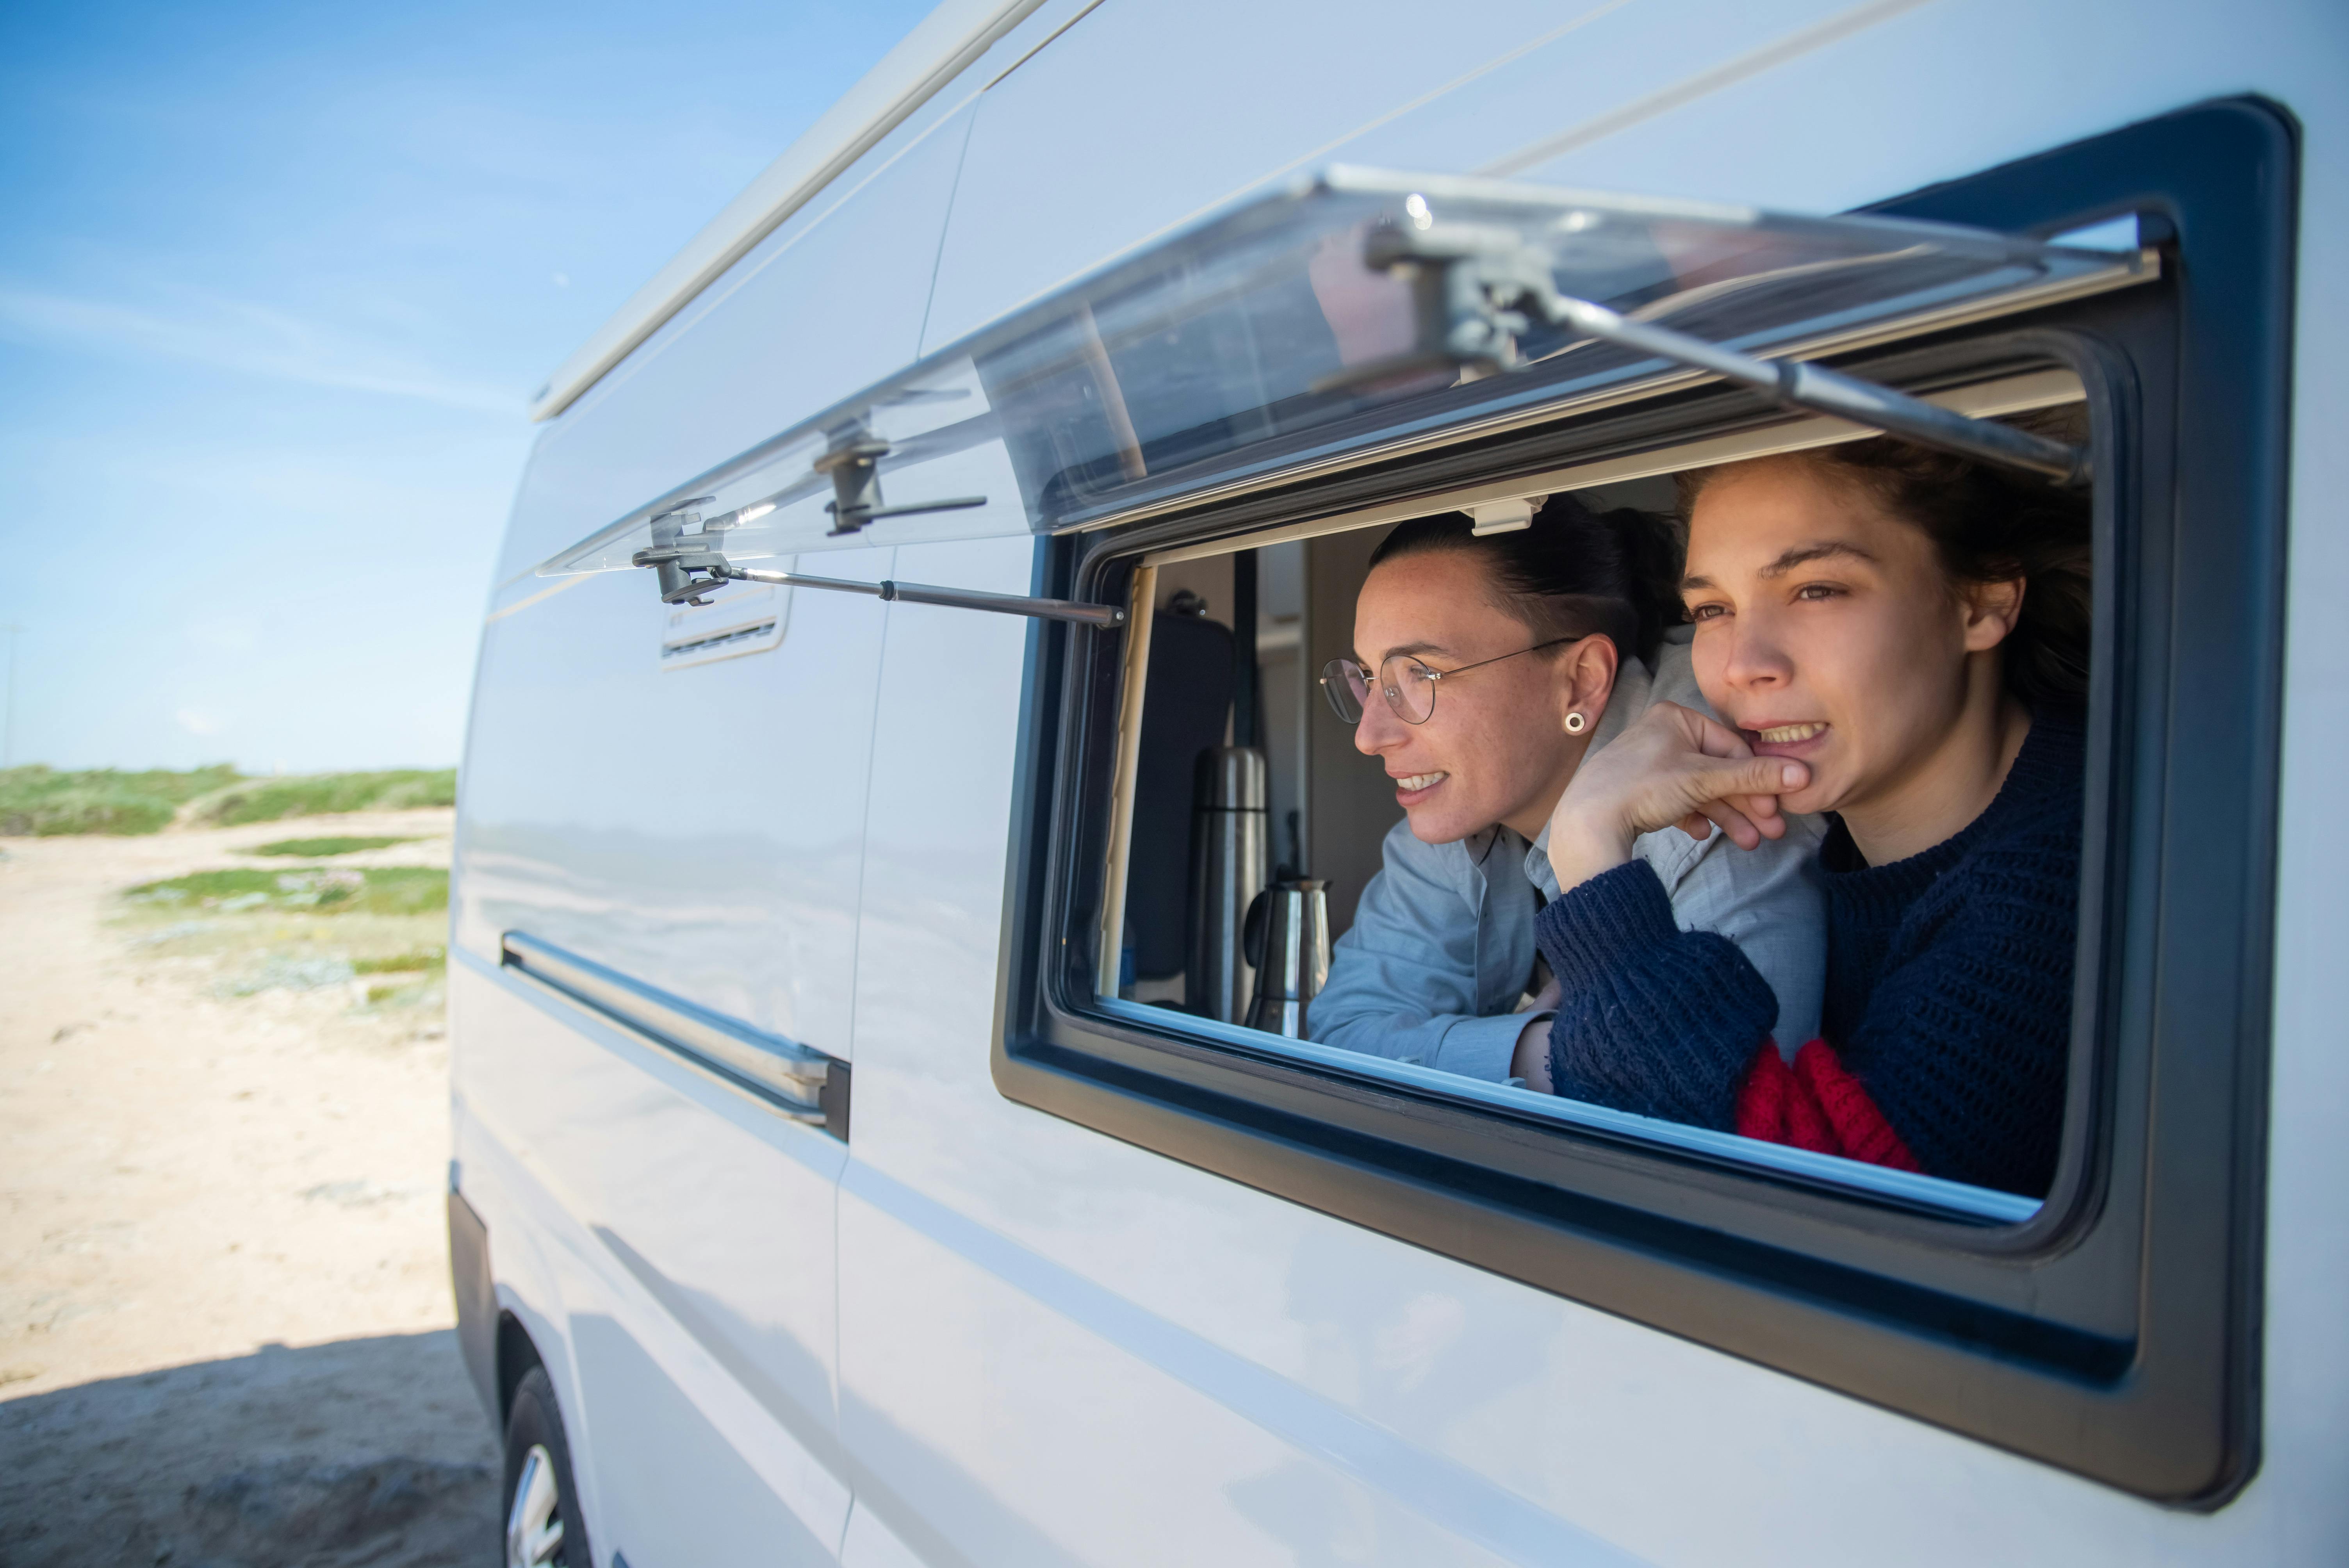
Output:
[
  {"xmin": 125, "ymin": 866, "xmax": 449, "ymax": 916},
  {"xmin": 358, "ymin": 977, "xmax": 443, "ymax": 1010},
  {"xmin": 351, "ymin": 948, "xmax": 447, "ymax": 975},
  {"xmin": 113, "ymin": 902, "xmax": 451, "ymax": 1020},
  {"xmin": 243, "ymin": 835, "xmax": 419, "ymax": 858},
  {"xmin": 0, "ymin": 765, "xmax": 456, "ymax": 836},
  {"xmin": 182, "ymin": 770, "xmax": 456, "ymax": 828},
  {"xmin": 0, "ymin": 764, "xmax": 239, "ymax": 836}
]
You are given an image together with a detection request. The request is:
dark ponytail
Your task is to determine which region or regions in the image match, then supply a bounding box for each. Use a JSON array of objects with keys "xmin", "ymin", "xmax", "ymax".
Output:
[{"xmin": 1366, "ymin": 495, "xmax": 1684, "ymax": 666}]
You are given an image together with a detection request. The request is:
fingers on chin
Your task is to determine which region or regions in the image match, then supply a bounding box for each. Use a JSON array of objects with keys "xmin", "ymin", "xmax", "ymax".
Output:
[{"xmin": 1699, "ymin": 808, "xmax": 1759, "ymax": 842}]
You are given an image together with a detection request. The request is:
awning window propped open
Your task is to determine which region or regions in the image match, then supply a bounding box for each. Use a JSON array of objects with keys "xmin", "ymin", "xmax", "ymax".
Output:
[{"xmin": 540, "ymin": 165, "xmax": 2153, "ymax": 600}]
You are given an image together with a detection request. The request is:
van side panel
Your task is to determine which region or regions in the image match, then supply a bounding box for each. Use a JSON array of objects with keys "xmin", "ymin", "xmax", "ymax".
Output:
[
  {"xmin": 457, "ymin": 554, "xmax": 892, "ymax": 1055},
  {"xmin": 452, "ymin": 7, "xmax": 1122, "ymax": 1561},
  {"xmin": 454, "ymin": 74, "xmax": 975, "ymax": 1553},
  {"xmin": 455, "ymin": 534, "xmax": 891, "ymax": 1560},
  {"xmin": 454, "ymin": 957, "xmax": 851, "ymax": 1553}
]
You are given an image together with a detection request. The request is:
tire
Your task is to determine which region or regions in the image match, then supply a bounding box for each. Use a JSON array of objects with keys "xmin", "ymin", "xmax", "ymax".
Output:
[{"xmin": 503, "ymin": 1366, "xmax": 594, "ymax": 1568}]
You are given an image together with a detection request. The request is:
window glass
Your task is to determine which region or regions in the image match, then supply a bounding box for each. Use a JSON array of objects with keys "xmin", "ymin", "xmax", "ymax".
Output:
[{"xmin": 531, "ymin": 174, "xmax": 2145, "ymax": 579}]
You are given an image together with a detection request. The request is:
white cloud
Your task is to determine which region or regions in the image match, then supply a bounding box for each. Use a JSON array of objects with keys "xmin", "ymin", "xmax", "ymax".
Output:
[
  {"xmin": 0, "ymin": 283, "xmax": 523, "ymax": 417},
  {"xmin": 175, "ymin": 707, "xmax": 226, "ymax": 736}
]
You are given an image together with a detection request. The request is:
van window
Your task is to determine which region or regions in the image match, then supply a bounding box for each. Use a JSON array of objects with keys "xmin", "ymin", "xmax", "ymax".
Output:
[{"xmin": 1091, "ymin": 374, "xmax": 2086, "ymax": 1222}]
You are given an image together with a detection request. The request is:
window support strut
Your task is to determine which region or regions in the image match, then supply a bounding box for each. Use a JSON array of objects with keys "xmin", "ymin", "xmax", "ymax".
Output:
[
  {"xmin": 719, "ymin": 565, "xmax": 1127, "ymax": 627},
  {"xmin": 1364, "ymin": 221, "xmax": 2092, "ymax": 488},
  {"xmin": 626, "ymin": 502, "xmax": 1125, "ymax": 627}
]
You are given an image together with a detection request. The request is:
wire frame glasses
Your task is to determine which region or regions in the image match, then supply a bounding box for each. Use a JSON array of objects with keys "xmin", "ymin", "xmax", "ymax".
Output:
[{"xmin": 1319, "ymin": 638, "xmax": 1576, "ymax": 725}]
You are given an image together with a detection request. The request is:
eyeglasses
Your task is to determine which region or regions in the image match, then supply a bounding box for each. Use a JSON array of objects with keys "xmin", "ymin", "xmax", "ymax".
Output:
[{"xmin": 1319, "ymin": 637, "xmax": 1577, "ymax": 725}]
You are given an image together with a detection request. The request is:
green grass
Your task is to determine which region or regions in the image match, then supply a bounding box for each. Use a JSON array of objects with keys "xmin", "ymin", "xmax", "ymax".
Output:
[
  {"xmin": 124, "ymin": 866, "xmax": 449, "ymax": 916},
  {"xmin": 358, "ymin": 976, "xmax": 444, "ymax": 1010},
  {"xmin": 242, "ymin": 835, "xmax": 419, "ymax": 858},
  {"xmin": 0, "ymin": 764, "xmax": 457, "ymax": 836},
  {"xmin": 351, "ymin": 947, "xmax": 446, "ymax": 974},
  {"xmin": 0, "ymin": 764, "xmax": 240, "ymax": 836},
  {"xmin": 113, "ymin": 904, "xmax": 450, "ymax": 1012},
  {"xmin": 182, "ymin": 769, "xmax": 457, "ymax": 828}
]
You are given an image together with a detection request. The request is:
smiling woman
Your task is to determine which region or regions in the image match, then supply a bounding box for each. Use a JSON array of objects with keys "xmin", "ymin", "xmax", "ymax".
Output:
[
  {"xmin": 1304, "ymin": 499, "xmax": 1829, "ymax": 1088},
  {"xmin": 1532, "ymin": 422, "xmax": 2094, "ymax": 1196}
]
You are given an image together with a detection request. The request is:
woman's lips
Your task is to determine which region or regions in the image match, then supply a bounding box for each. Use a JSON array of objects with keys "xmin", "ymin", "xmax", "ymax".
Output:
[
  {"xmin": 1392, "ymin": 770, "xmax": 1449, "ymax": 804},
  {"xmin": 1745, "ymin": 721, "xmax": 1830, "ymax": 758}
]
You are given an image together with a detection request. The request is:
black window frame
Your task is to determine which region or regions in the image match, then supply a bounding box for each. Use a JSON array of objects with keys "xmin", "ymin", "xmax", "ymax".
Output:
[{"xmin": 988, "ymin": 98, "xmax": 2294, "ymax": 1505}]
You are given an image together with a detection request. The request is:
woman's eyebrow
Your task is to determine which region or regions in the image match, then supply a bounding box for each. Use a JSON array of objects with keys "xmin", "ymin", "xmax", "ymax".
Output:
[
  {"xmin": 1683, "ymin": 542, "xmax": 1875, "ymax": 593},
  {"xmin": 1757, "ymin": 541, "xmax": 1877, "ymax": 578}
]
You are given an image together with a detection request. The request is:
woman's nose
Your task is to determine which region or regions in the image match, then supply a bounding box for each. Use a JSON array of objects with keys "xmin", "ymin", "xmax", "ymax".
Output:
[
  {"xmin": 1721, "ymin": 611, "xmax": 1794, "ymax": 691},
  {"xmin": 1353, "ymin": 701, "xmax": 1404, "ymax": 755}
]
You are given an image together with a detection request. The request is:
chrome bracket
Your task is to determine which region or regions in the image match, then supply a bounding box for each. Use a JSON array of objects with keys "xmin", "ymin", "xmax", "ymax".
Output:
[
  {"xmin": 814, "ymin": 429, "xmax": 987, "ymax": 536},
  {"xmin": 629, "ymin": 499, "xmax": 731, "ymax": 605}
]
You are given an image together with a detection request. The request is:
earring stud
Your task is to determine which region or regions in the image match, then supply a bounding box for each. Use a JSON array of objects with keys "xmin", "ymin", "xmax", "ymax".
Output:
[{"xmin": 1563, "ymin": 711, "xmax": 1588, "ymax": 734}]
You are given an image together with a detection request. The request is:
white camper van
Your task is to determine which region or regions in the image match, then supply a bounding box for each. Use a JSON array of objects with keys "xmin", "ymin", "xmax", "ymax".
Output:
[{"xmin": 448, "ymin": 2, "xmax": 2346, "ymax": 1563}]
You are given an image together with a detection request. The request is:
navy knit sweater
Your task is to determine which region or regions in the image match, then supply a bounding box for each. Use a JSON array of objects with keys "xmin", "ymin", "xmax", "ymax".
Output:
[{"xmin": 1532, "ymin": 711, "xmax": 2083, "ymax": 1197}]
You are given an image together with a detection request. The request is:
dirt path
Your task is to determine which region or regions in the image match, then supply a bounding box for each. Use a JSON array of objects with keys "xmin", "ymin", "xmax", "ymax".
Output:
[{"xmin": 0, "ymin": 811, "xmax": 499, "ymax": 1567}]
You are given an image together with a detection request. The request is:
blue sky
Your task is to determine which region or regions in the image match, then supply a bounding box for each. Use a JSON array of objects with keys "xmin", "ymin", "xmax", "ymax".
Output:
[{"xmin": 0, "ymin": 0, "xmax": 934, "ymax": 772}]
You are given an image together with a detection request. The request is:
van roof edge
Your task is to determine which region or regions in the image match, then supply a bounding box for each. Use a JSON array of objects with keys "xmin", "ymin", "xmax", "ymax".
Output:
[{"xmin": 527, "ymin": 0, "xmax": 1052, "ymax": 425}]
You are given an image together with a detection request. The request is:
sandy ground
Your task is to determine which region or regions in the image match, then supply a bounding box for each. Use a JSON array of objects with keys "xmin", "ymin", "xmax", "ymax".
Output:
[{"xmin": 0, "ymin": 810, "xmax": 500, "ymax": 1567}]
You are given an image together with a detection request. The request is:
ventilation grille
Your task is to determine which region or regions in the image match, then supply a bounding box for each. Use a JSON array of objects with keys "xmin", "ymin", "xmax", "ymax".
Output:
[{"xmin": 659, "ymin": 581, "xmax": 788, "ymax": 670}]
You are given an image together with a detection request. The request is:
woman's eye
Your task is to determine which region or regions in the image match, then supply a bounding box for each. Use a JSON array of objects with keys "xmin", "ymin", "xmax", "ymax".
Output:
[
  {"xmin": 1793, "ymin": 582, "xmax": 1846, "ymax": 602},
  {"xmin": 1689, "ymin": 602, "xmax": 1728, "ymax": 622}
]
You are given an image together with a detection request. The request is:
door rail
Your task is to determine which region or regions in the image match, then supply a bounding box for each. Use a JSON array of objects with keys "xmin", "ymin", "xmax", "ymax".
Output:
[{"xmin": 499, "ymin": 931, "xmax": 849, "ymax": 1140}]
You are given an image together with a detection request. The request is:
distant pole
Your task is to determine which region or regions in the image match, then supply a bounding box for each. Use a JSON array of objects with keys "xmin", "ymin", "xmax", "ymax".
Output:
[{"xmin": 1, "ymin": 625, "xmax": 18, "ymax": 769}]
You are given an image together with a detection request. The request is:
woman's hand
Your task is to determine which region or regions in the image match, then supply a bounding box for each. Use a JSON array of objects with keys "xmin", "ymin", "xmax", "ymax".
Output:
[
  {"xmin": 1545, "ymin": 702, "xmax": 1811, "ymax": 892},
  {"xmin": 1510, "ymin": 978, "xmax": 1562, "ymax": 1093}
]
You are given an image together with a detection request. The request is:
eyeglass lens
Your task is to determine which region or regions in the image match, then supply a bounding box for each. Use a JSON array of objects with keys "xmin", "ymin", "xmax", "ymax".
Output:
[
  {"xmin": 1318, "ymin": 657, "xmax": 1440, "ymax": 725},
  {"xmin": 1319, "ymin": 660, "xmax": 1369, "ymax": 723}
]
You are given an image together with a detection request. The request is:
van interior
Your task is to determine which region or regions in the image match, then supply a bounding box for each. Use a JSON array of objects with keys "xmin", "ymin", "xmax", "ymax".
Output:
[{"xmin": 1098, "ymin": 378, "xmax": 2089, "ymax": 1180}]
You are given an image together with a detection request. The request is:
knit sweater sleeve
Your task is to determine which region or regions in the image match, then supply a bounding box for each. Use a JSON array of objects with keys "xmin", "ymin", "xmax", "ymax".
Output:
[
  {"xmin": 1837, "ymin": 821, "xmax": 2077, "ymax": 1196},
  {"xmin": 1531, "ymin": 861, "xmax": 1781, "ymax": 1128}
]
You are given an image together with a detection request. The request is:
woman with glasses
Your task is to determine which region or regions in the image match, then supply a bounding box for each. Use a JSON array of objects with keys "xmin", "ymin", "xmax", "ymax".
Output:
[{"xmin": 1306, "ymin": 497, "xmax": 1827, "ymax": 1090}]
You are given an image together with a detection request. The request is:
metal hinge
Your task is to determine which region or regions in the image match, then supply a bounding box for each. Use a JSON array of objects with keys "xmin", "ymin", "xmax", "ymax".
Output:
[{"xmin": 813, "ymin": 427, "xmax": 987, "ymax": 536}]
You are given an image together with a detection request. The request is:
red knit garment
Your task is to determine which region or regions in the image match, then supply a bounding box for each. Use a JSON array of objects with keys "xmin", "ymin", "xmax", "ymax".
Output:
[{"xmin": 1734, "ymin": 1039, "xmax": 1922, "ymax": 1172}]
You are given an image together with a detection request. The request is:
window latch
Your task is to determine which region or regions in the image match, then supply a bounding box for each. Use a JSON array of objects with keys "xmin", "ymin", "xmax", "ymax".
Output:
[
  {"xmin": 627, "ymin": 500, "xmax": 1124, "ymax": 627},
  {"xmin": 813, "ymin": 429, "xmax": 988, "ymax": 536},
  {"xmin": 1361, "ymin": 220, "xmax": 2092, "ymax": 488}
]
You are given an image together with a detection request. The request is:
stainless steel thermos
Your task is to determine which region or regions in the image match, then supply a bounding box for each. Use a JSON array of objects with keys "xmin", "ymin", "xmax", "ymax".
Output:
[
  {"xmin": 1242, "ymin": 879, "xmax": 1333, "ymax": 1039},
  {"xmin": 1185, "ymin": 746, "xmax": 1268, "ymax": 1024}
]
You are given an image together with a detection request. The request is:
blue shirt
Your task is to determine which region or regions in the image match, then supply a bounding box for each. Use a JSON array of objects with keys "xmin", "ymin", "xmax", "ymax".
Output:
[{"xmin": 1306, "ymin": 629, "xmax": 1827, "ymax": 1082}]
